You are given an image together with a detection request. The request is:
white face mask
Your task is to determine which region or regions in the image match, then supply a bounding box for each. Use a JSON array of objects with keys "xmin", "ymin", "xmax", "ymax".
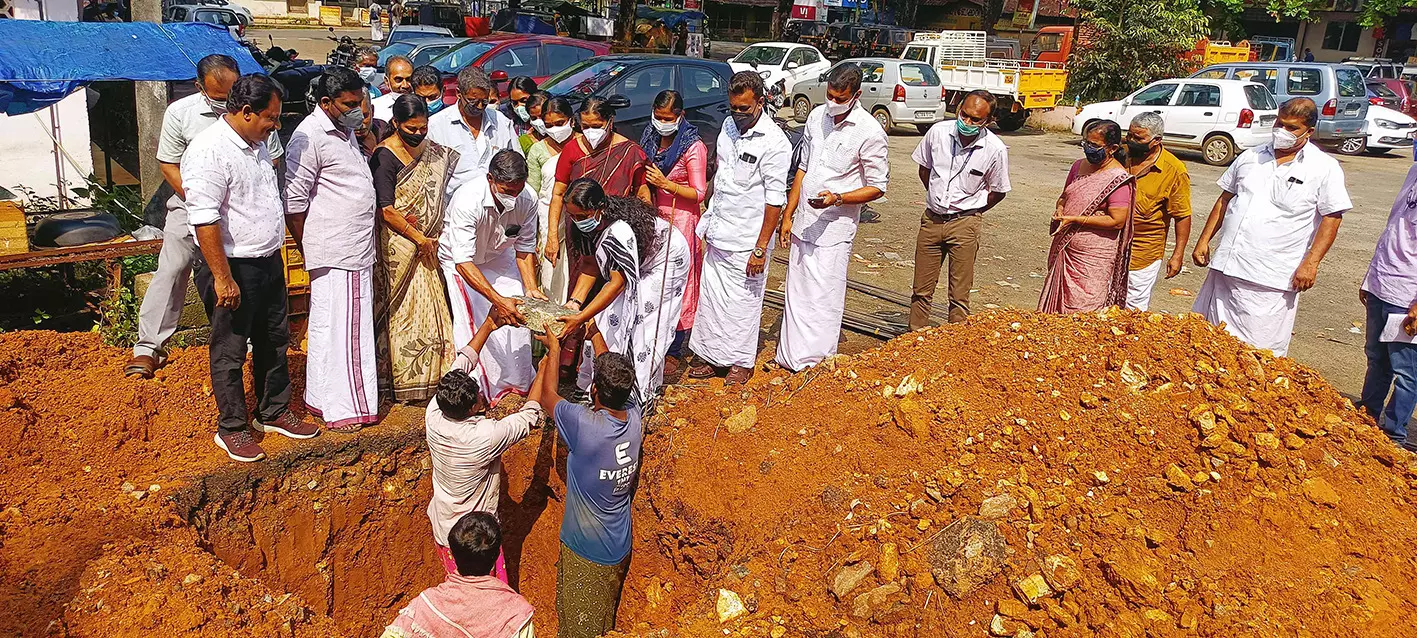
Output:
[
  {"xmin": 358, "ymin": 66, "xmax": 377, "ymax": 82},
  {"xmin": 493, "ymin": 188, "xmax": 519, "ymax": 211},
  {"xmin": 582, "ymin": 126, "xmax": 609, "ymax": 149},
  {"xmin": 546, "ymin": 123, "xmax": 573, "ymax": 143},
  {"xmin": 825, "ymin": 97, "xmax": 855, "ymax": 117},
  {"xmin": 652, "ymin": 117, "xmax": 680, "ymax": 136},
  {"xmin": 532, "ymin": 118, "xmax": 547, "ymax": 136},
  {"xmin": 1273, "ymin": 128, "xmax": 1305, "ymax": 150}
]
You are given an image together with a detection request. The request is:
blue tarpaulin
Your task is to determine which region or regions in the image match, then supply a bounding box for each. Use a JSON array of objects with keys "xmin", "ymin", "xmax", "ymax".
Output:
[{"xmin": 0, "ymin": 20, "xmax": 263, "ymax": 115}]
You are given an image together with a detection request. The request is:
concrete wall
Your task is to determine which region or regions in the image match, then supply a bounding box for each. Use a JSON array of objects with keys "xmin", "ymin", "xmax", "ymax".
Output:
[
  {"xmin": 234, "ymin": 0, "xmax": 327, "ymax": 20},
  {"xmin": 2, "ymin": 0, "xmax": 95, "ymax": 202},
  {"xmin": 1298, "ymin": 17, "xmax": 1378, "ymax": 63}
]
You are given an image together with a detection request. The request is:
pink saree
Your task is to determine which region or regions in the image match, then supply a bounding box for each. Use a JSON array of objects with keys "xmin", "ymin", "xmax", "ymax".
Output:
[{"xmin": 1038, "ymin": 161, "xmax": 1136, "ymax": 313}]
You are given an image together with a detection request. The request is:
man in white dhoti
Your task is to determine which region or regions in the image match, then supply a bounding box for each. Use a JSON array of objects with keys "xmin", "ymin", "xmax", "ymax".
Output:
[
  {"xmin": 686, "ymin": 71, "xmax": 792, "ymax": 385},
  {"xmin": 286, "ymin": 68, "xmax": 381, "ymax": 433},
  {"xmin": 776, "ymin": 63, "xmax": 888, "ymax": 372},
  {"xmin": 1192, "ymin": 97, "xmax": 1351, "ymax": 357},
  {"xmin": 442, "ymin": 149, "xmax": 545, "ymax": 404}
]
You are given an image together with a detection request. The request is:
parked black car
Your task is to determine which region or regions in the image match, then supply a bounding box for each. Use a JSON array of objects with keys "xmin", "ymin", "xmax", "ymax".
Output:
[{"xmin": 540, "ymin": 54, "xmax": 734, "ymax": 150}]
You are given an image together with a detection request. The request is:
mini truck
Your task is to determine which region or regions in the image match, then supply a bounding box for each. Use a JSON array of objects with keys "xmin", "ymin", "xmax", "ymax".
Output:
[{"xmin": 902, "ymin": 31, "xmax": 1067, "ymax": 131}]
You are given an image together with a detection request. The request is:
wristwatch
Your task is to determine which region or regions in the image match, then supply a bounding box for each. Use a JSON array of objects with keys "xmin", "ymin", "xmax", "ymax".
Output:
[{"xmin": 752, "ymin": 246, "xmax": 766, "ymax": 258}]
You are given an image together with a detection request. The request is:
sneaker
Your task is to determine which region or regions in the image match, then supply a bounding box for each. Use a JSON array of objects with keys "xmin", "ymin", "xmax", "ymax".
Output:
[
  {"xmin": 253, "ymin": 412, "xmax": 321, "ymax": 439},
  {"xmin": 725, "ymin": 365, "xmax": 754, "ymax": 386},
  {"xmin": 214, "ymin": 430, "xmax": 267, "ymax": 462}
]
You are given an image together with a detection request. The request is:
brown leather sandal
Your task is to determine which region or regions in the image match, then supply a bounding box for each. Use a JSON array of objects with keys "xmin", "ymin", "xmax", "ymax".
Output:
[{"xmin": 124, "ymin": 355, "xmax": 158, "ymax": 379}]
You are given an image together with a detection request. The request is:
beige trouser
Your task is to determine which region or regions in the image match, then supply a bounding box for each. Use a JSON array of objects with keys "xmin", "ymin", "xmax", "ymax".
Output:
[{"xmin": 910, "ymin": 211, "xmax": 982, "ymax": 330}]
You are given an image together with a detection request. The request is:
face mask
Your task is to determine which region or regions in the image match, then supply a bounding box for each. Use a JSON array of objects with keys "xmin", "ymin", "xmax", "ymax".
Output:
[
  {"xmin": 574, "ymin": 214, "xmax": 600, "ymax": 233},
  {"xmin": 1126, "ymin": 140, "xmax": 1153, "ymax": 160},
  {"xmin": 583, "ymin": 126, "xmax": 609, "ymax": 149},
  {"xmin": 1082, "ymin": 142, "xmax": 1109, "ymax": 165},
  {"xmin": 532, "ymin": 119, "xmax": 547, "ymax": 136},
  {"xmin": 493, "ymin": 188, "xmax": 519, "ymax": 211},
  {"xmin": 426, "ymin": 97, "xmax": 446, "ymax": 115},
  {"xmin": 203, "ymin": 93, "xmax": 228, "ymax": 116},
  {"xmin": 825, "ymin": 97, "xmax": 855, "ymax": 117},
  {"xmin": 1273, "ymin": 128, "xmax": 1305, "ymax": 150},
  {"xmin": 546, "ymin": 123, "xmax": 573, "ymax": 143},
  {"xmin": 513, "ymin": 104, "xmax": 530, "ymax": 122},
  {"xmin": 956, "ymin": 118, "xmax": 981, "ymax": 137},
  {"xmin": 397, "ymin": 128, "xmax": 425, "ymax": 147},
  {"xmin": 357, "ymin": 66, "xmax": 377, "ymax": 82},
  {"xmin": 460, "ymin": 99, "xmax": 486, "ymax": 121},
  {"xmin": 731, "ymin": 109, "xmax": 759, "ymax": 134},
  {"xmin": 652, "ymin": 118, "xmax": 680, "ymax": 136},
  {"xmin": 336, "ymin": 106, "xmax": 365, "ymax": 131}
]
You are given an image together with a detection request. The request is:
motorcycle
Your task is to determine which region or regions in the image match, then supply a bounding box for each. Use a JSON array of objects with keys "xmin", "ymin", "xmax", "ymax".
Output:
[
  {"xmin": 326, "ymin": 28, "xmax": 359, "ymax": 69},
  {"xmin": 241, "ymin": 35, "xmax": 327, "ymax": 116}
]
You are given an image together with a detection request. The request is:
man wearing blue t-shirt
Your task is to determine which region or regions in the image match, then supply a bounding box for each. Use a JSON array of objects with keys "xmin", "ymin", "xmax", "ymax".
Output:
[{"xmin": 531, "ymin": 322, "xmax": 642, "ymax": 638}]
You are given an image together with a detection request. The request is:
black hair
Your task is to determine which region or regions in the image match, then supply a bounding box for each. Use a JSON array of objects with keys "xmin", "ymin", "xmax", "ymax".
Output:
[
  {"xmin": 826, "ymin": 62, "xmax": 863, "ymax": 94},
  {"xmin": 1279, "ymin": 96, "xmax": 1319, "ymax": 128},
  {"xmin": 409, "ymin": 65, "xmax": 443, "ymax": 90},
  {"xmin": 196, "ymin": 54, "xmax": 239, "ymax": 82},
  {"xmin": 578, "ymin": 96, "xmax": 616, "ymax": 123},
  {"xmin": 544, "ymin": 96, "xmax": 575, "ymax": 121},
  {"xmin": 604, "ymin": 195, "xmax": 659, "ymax": 265},
  {"xmin": 566, "ymin": 177, "xmax": 607, "ymax": 211},
  {"xmin": 728, "ymin": 70, "xmax": 766, "ymax": 99},
  {"xmin": 963, "ymin": 89, "xmax": 998, "ymax": 118},
  {"xmin": 489, "ymin": 149, "xmax": 529, "ymax": 184},
  {"xmin": 435, "ymin": 369, "xmax": 482, "ymax": 420},
  {"xmin": 447, "ymin": 511, "xmax": 501, "ymax": 577},
  {"xmin": 314, "ymin": 66, "xmax": 366, "ymax": 102},
  {"xmin": 228, "ymin": 74, "xmax": 285, "ymax": 115},
  {"xmin": 391, "ymin": 93, "xmax": 429, "ymax": 123},
  {"xmin": 652, "ymin": 89, "xmax": 684, "ymax": 114},
  {"xmin": 1083, "ymin": 119, "xmax": 1126, "ymax": 163},
  {"xmin": 507, "ymin": 76, "xmax": 538, "ymax": 98},
  {"xmin": 528, "ymin": 91, "xmax": 550, "ymax": 114},
  {"xmin": 591, "ymin": 351, "xmax": 636, "ymax": 410}
]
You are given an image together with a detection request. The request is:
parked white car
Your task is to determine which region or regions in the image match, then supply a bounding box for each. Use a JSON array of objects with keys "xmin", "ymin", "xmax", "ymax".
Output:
[
  {"xmin": 729, "ymin": 42, "xmax": 831, "ymax": 95},
  {"xmin": 1355, "ymin": 104, "xmax": 1417, "ymax": 155},
  {"xmin": 791, "ymin": 58, "xmax": 948, "ymax": 133},
  {"xmin": 1072, "ymin": 78, "xmax": 1278, "ymax": 165}
]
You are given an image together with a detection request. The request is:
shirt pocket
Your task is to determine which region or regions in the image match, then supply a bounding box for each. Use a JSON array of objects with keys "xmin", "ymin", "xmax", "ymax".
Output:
[
  {"xmin": 1269, "ymin": 174, "xmax": 1321, "ymax": 214},
  {"xmin": 733, "ymin": 156, "xmax": 756, "ymax": 186}
]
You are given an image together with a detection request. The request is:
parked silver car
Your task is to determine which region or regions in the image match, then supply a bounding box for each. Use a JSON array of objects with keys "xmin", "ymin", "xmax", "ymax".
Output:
[
  {"xmin": 789, "ymin": 57, "xmax": 947, "ymax": 133},
  {"xmin": 1191, "ymin": 62, "xmax": 1368, "ymax": 146}
]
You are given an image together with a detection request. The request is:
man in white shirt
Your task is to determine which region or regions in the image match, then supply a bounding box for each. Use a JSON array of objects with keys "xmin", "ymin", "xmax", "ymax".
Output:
[
  {"xmin": 686, "ymin": 72, "xmax": 792, "ymax": 385},
  {"xmin": 285, "ymin": 68, "xmax": 380, "ymax": 433},
  {"xmin": 775, "ymin": 63, "xmax": 889, "ymax": 372},
  {"xmin": 442, "ymin": 149, "xmax": 546, "ymax": 403},
  {"xmin": 909, "ymin": 89, "xmax": 1010, "ymax": 329},
  {"xmin": 1192, "ymin": 97, "xmax": 1352, "ymax": 357},
  {"xmin": 184, "ymin": 74, "xmax": 320, "ymax": 463},
  {"xmin": 124, "ymin": 55, "xmax": 284, "ymax": 379},
  {"xmin": 428, "ymin": 66, "xmax": 522, "ymax": 201},
  {"xmin": 370, "ymin": 55, "xmax": 414, "ymax": 122}
]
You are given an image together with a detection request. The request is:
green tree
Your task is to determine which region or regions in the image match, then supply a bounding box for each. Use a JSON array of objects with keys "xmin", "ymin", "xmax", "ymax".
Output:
[{"xmin": 1066, "ymin": 0, "xmax": 1210, "ymax": 103}]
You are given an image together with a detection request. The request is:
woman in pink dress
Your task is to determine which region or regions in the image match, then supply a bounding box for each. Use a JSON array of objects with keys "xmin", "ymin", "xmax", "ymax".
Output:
[
  {"xmin": 638, "ymin": 89, "xmax": 707, "ymax": 376},
  {"xmin": 1038, "ymin": 119, "xmax": 1136, "ymax": 313}
]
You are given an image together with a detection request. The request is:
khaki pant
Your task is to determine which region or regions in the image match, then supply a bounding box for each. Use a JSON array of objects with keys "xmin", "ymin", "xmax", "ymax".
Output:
[{"xmin": 910, "ymin": 211, "xmax": 981, "ymax": 330}]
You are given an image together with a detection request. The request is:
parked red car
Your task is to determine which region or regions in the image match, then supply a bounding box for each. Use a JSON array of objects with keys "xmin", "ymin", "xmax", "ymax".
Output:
[
  {"xmin": 427, "ymin": 33, "xmax": 611, "ymax": 101},
  {"xmin": 1369, "ymin": 77, "xmax": 1417, "ymax": 118}
]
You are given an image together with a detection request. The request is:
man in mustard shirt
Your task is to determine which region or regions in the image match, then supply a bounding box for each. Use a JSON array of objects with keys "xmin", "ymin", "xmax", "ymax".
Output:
[{"xmin": 1123, "ymin": 111, "xmax": 1192, "ymax": 311}]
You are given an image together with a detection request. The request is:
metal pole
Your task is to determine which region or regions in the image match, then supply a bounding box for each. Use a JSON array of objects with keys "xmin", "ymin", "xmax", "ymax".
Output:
[{"xmin": 133, "ymin": 0, "xmax": 168, "ymax": 203}]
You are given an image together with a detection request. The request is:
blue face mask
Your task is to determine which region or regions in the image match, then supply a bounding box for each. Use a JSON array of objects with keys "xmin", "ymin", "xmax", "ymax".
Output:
[
  {"xmin": 427, "ymin": 97, "xmax": 446, "ymax": 115},
  {"xmin": 1082, "ymin": 142, "xmax": 1109, "ymax": 166},
  {"xmin": 574, "ymin": 215, "xmax": 600, "ymax": 233}
]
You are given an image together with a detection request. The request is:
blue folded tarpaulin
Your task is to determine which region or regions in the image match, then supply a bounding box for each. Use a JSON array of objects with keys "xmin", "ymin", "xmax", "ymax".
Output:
[{"xmin": 0, "ymin": 20, "xmax": 263, "ymax": 115}]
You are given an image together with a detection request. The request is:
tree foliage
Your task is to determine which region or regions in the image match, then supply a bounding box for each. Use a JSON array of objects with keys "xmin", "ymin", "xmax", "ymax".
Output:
[{"xmin": 1065, "ymin": 0, "xmax": 1211, "ymax": 103}]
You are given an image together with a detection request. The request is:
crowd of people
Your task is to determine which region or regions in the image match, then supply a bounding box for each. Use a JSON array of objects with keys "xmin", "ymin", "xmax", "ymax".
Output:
[{"xmin": 114, "ymin": 47, "xmax": 1416, "ymax": 635}]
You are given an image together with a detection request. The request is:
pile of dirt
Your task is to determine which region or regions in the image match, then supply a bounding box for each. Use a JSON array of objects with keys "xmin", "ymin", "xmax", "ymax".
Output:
[{"xmin": 617, "ymin": 309, "xmax": 1417, "ymax": 637}]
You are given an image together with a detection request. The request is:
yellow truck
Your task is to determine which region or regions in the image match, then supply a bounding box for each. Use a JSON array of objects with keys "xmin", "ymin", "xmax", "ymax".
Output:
[{"xmin": 902, "ymin": 31, "xmax": 1067, "ymax": 131}]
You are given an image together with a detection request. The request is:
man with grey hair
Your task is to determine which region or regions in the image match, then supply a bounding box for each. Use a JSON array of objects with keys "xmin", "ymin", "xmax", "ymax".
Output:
[
  {"xmin": 1123, "ymin": 111, "xmax": 1191, "ymax": 311},
  {"xmin": 428, "ymin": 65, "xmax": 521, "ymax": 201},
  {"xmin": 371, "ymin": 55, "xmax": 415, "ymax": 122}
]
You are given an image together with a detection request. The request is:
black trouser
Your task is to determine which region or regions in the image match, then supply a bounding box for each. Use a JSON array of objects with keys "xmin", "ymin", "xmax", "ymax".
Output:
[{"xmin": 194, "ymin": 253, "xmax": 291, "ymax": 434}]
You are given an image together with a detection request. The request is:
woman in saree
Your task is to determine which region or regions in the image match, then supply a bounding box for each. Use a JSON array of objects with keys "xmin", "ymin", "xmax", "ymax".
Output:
[
  {"xmin": 368, "ymin": 94, "xmax": 461, "ymax": 400},
  {"xmin": 526, "ymin": 96, "xmax": 576, "ymax": 303},
  {"xmin": 518, "ymin": 90, "xmax": 548, "ymax": 154},
  {"xmin": 638, "ymin": 89, "xmax": 706, "ymax": 378},
  {"xmin": 1038, "ymin": 119, "xmax": 1136, "ymax": 314}
]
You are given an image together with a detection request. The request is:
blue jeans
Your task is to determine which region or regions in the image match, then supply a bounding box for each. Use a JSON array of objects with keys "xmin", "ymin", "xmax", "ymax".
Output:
[{"xmin": 1360, "ymin": 293, "xmax": 1417, "ymax": 441}]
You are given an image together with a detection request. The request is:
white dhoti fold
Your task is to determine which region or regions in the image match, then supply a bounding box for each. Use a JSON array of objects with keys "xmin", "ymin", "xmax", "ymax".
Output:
[
  {"xmin": 689, "ymin": 242, "xmax": 771, "ymax": 369},
  {"xmin": 1125, "ymin": 259, "xmax": 1165, "ymax": 311},
  {"xmin": 575, "ymin": 285, "xmax": 637, "ymax": 393},
  {"xmin": 440, "ymin": 252, "xmax": 533, "ymax": 404},
  {"xmin": 776, "ymin": 236, "xmax": 851, "ymax": 372},
  {"xmin": 632, "ymin": 225, "xmax": 692, "ymax": 399},
  {"xmin": 1192, "ymin": 269, "xmax": 1299, "ymax": 357},
  {"xmin": 306, "ymin": 266, "xmax": 380, "ymax": 429}
]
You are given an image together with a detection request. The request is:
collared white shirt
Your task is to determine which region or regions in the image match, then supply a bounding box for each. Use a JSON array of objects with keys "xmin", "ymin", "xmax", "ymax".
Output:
[
  {"xmin": 427, "ymin": 103, "xmax": 523, "ymax": 200},
  {"xmin": 283, "ymin": 107, "xmax": 379, "ymax": 271},
  {"xmin": 912, "ymin": 120, "xmax": 1011, "ymax": 215},
  {"xmin": 793, "ymin": 103, "xmax": 890, "ymax": 247},
  {"xmin": 1210, "ymin": 142, "xmax": 1352, "ymax": 291},
  {"xmin": 180, "ymin": 118, "xmax": 285, "ymax": 258},
  {"xmin": 442, "ymin": 176, "xmax": 539, "ymax": 265},
  {"xmin": 697, "ymin": 113, "xmax": 792, "ymax": 253},
  {"xmin": 157, "ymin": 93, "xmax": 283, "ymax": 217},
  {"xmin": 371, "ymin": 91, "xmax": 400, "ymax": 123}
]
